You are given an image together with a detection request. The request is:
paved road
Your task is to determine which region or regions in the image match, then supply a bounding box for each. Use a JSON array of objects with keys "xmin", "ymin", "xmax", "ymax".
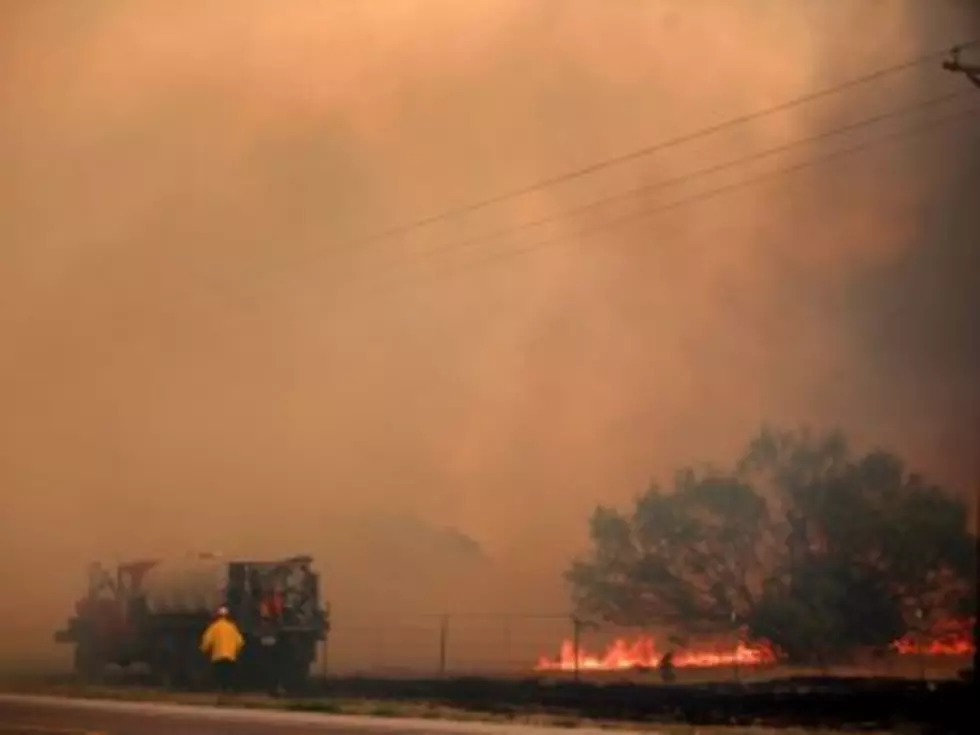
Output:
[{"xmin": 0, "ymin": 695, "xmax": 635, "ymax": 735}]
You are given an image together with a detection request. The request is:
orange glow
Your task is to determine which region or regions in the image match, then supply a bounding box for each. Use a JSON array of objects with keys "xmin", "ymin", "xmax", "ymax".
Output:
[
  {"xmin": 890, "ymin": 618, "xmax": 975, "ymax": 656},
  {"xmin": 536, "ymin": 620, "xmax": 975, "ymax": 671},
  {"xmin": 534, "ymin": 621, "xmax": 974, "ymax": 671},
  {"xmin": 535, "ymin": 636, "xmax": 777, "ymax": 672}
]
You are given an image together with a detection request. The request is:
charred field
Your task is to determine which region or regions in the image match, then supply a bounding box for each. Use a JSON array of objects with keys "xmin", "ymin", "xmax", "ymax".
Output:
[
  {"xmin": 2, "ymin": 656, "xmax": 972, "ymax": 732},
  {"xmin": 313, "ymin": 667, "xmax": 974, "ymax": 731}
]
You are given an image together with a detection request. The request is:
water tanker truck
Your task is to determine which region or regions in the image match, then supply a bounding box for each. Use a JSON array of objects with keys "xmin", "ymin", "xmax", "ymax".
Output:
[{"xmin": 54, "ymin": 553, "xmax": 330, "ymax": 692}]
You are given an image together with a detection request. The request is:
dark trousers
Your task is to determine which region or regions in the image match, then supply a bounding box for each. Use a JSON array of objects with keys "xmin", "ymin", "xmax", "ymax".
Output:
[{"xmin": 212, "ymin": 658, "xmax": 236, "ymax": 692}]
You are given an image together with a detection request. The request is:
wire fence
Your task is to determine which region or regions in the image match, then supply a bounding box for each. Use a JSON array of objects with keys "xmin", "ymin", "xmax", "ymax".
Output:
[
  {"xmin": 314, "ymin": 613, "xmax": 972, "ymax": 682},
  {"xmin": 320, "ymin": 613, "xmax": 568, "ymax": 677}
]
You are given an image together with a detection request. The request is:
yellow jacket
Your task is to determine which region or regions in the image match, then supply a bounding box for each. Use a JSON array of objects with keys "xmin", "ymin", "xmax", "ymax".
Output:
[{"xmin": 200, "ymin": 618, "xmax": 245, "ymax": 662}]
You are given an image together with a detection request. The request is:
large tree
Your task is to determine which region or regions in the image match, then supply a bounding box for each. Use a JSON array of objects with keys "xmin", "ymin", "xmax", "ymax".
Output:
[
  {"xmin": 566, "ymin": 469, "xmax": 773, "ymax": 634},
  {"xmin": 567, "ymin": 426, "xmax": 976, "ymax": 662}
]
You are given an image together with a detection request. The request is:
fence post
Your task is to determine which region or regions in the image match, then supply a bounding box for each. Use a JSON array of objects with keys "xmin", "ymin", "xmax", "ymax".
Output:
[
  {"xmin": 915, "ymin": 608, "xmax": 925, "ymax": 681},
  {"xmin": 572, "ymin": 615, "xmax": 582, "ymax": 682},
  {"xmin": 731, "ymin": 611, "xmax": 740, "ymax": 683},
  {"xmin": 502, "ymin": 616, "xmax": 511, "ymax": 673},
  {"xmin": 439, "ymin": 613, "xmax": 449, "ymax": 676}
]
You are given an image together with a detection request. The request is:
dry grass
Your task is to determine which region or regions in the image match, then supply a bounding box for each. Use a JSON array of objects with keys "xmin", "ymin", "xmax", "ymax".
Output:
[
  {"xmin": 0, "ymin": 674, "xmax": 943, "ymax": 735},
  {"xmin": 0, "ymin": 681, "xmax": 899, "ymax": 734},
  {"xmin": 0, "ymin": 655, "xmax": 967, "ymax": 693},
  {"xmin": 0, "ymin": 657, "xmax": 967, "ymax": 733},
  {"xmin": 1, "ymin": 650, "xmax": 968, "ymax": 684}
]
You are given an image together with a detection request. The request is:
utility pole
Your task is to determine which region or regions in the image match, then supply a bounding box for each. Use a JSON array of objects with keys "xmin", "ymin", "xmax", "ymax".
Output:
[
  {"xmin": 438, "ymin": 613, "xmax": 449, "ymax": 676},
  {"xmin": 972, "ymin": 477, "xmax": 980, "ymax": 684},
  {"xmin": 571, "ymin": 616, "xmax": 582, "ymax": 682},
  {"xmin": 941, "ymin": 43, "xmax": 980, "ymax": 684},
  {"xmin": 942, "ymin": 45, "xmax": 980, "ymax": 89}
]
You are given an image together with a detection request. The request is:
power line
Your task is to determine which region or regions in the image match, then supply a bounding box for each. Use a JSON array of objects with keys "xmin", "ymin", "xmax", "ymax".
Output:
[
  {"xmin": 365, "ymin": 90, "xmax": 970, "ymax": 280},
  {"xmin": 228, "ymin": 89, "xmax": 972, "ymax": 315},
  {"xmin": 27, "ymin": 67, "xmax": 978, "ymax": 376},
  {"xmin": 203, "ymin": 101, "xmax": 978, "ymax": 377},
  {"xmin": 357, "ymin": 104, "xmax": 979, "ymax": 302},
  {"xmin": 378, "ymin": 107, "xmax": 980, "ymax": 440},
  {"xmin": 229, "ymin": 37, "xmax": 978, "ymax": 287},
  {"xmin": 605, "ymin": 119, "xmax": 980, "ymax": 453}
]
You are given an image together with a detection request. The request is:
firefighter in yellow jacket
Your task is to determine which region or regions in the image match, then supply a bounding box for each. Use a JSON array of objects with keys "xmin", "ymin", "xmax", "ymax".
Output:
[{"xmin": 200, "ymin": 606, "xmax": 245, "ymax": 692}]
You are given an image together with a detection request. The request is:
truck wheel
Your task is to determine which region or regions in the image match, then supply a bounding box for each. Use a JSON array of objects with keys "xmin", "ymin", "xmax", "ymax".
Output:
[
  {"xmin": 74, "ymin": 642, "xmax": 104, "ymax": 684},
  {"xmin": 156, "ymin": 635, "xmax": 207, "ymax": 691},
  {"xmin": 280, "ymin": 662, "xmax": 311, "ymax": 695},
  {"xmin": 152, "ymin": 649, "xmax": 180, "ymax": 690}
]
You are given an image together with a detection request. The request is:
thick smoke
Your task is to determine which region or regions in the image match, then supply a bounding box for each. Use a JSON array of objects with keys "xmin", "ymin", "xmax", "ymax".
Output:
[{"xmin": 1, "ymin": 0, "xmax": 978, "ymax": 668}]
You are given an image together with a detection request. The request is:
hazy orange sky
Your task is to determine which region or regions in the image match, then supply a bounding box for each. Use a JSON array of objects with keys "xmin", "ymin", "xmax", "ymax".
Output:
[{"xmin": 1, "ymin": 0, "xmax": 978, "ymax": 669}]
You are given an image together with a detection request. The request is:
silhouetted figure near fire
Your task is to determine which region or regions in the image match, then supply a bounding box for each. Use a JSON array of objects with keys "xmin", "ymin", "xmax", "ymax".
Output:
[{"xmin": 659, "ymin": 650, "xmax": 676, "ymax": 683}]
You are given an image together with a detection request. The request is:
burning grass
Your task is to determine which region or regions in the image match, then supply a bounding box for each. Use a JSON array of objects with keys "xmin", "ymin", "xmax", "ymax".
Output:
[{"xmin": 533, "ymin": 618, "xmax": 974, "ymax": 675}]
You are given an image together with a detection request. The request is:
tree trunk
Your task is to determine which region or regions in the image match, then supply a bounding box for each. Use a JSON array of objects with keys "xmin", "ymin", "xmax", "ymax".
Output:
[{"xmin": 973, "ymin": 513, "xmax": 979, "ymax": 679}]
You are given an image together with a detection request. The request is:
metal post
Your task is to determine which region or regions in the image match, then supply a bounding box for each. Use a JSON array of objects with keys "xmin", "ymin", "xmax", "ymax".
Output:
[
  {"xmin": 501, "ymin": 617, "xmax": 511, "ymax": 672},
  {"xmin": 374, "ymin": 624, "xmax": 384, "ymax": 672},
  {"xmin": 915, "ymin": 608, "xmax": 926, "ymax": 682},
  {"xmin": 940, "ymin": 48, "xmax": 979, "ymax": 682},
  {"xmin": 943, "ymin": 45, "xmax": 980, "ymax": 89},
  {"xmin": 731, "ymin": 611, "xmax": 740, "ymax": 683},
  {"xmin": 438, "ymin": 614, "xmax": 449, "ymax": 676},
  {"xmin": 971, "ymin": 485, "xmax": 979, "ymax": 682},
  {"xmin": 940, "ymin": 47, "xmax": 980, "ymax": 684},
  {"xmin": 572, "ymin": 616, "xmax": 582, "ymax": 682},
  {"xmin": 975, "ymin": 491, "xmax": 979, "ymax": 681}
]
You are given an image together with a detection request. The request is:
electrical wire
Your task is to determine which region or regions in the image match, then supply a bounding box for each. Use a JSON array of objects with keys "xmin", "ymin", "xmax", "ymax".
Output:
[
  {"xmin": 294, "ymin": 103, "xmax": 978, "ymax": 376},
  {"xmin": 194, "ymin": 100, "xmax": 978, "ymax": 384},
  {"xmin": 21, "ymin": 49, "xmax": 977, "ymax": 376},
  {"xmin": 365, "ymin": 91, "xmax": 971, "ymax": 281},
  {"xmin": 226, "ymin": 89, "xmax": 975, "ymax": 316},
  {"xmin": 228, "ymin": 37, "xmax": 979, "ymax": 287},
  {"xmin": 201, "ymin": 38, "xmax": 980, "ymax": 306},
  {"xmin": 329, "ymin": 104, "xmax": 980, "ymax": 304},
  {"xmin": 341, "ymin": 105, "xmax": 980, "ymax": 434}
]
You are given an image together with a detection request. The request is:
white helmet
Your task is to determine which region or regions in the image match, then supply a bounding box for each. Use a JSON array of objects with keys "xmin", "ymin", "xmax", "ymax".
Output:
[{"xmin": 217, "ymin": 606, "xmax": 229, "ymax": 617}]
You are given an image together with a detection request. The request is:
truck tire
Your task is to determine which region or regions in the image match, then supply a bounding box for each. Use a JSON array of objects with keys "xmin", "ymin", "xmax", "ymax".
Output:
[
  {"xmin": 73, "ymin": 641, "xmax": 104, "ymax": 684},
  {"xmin": 152, "ymin": 636, "xmax": 203, "ymax": 690},
  {"xmin": 151, "ymin": 644, "xmax": 181, "ymax": 690},
  {"xmin": 282, "ymin": 664, "xmax": 310, "ymax": 696},
  {"xmin": 278, "ymin": 649, "xmax": 312, "ymax": 696}
]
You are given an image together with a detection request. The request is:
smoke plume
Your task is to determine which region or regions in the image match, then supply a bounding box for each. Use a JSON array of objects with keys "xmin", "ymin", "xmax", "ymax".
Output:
[{"xmin": 1, "ymin": 0, "xmax": 978, "ymax": 669}]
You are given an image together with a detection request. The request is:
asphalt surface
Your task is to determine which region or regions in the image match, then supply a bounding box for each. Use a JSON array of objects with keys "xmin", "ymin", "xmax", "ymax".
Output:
[{"xmin": 0, "ymin": 695, "xmax": 635, "ymax": 735}]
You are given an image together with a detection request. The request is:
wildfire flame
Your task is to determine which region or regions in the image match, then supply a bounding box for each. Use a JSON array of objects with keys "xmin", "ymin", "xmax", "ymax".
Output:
[
  {"xmin": 535, "ymin": 636, "xmax": 777, "ymax": 671},
  {"xmin": 890, "ymin": 618, "xmax": 975, "ymax": 656},
  {"xmin": 536, "ymin": 620, "xmax": 975, "ymax": 672}
]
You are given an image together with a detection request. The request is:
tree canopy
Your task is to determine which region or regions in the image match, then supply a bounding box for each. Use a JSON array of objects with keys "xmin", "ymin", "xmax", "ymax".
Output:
[{"xmin": 566, "ymin": 426, "xmax": 976, "ymax": 662}]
